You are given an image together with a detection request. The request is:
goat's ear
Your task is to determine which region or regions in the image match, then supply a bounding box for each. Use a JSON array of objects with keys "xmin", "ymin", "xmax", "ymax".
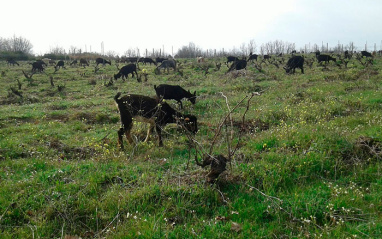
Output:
[{"xmin": 193, "ymin": 91, "xmax": 196, "ymax": 96}]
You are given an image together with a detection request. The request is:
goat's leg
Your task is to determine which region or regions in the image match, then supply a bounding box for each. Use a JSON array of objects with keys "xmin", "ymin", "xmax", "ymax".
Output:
[
  {"xmin": 117, "ymin": 125, "xmax": 133, "ymax": 149},
  {"xmin": 144, "ymin": 120, "xmax": 155, "ymax": 143},
  {"xmin": 156, "ymin": 125, "xmax": 164, "ymax": 147},
  {"xmin": 124, "ymin": 127, "xmax": 134, "ymax": 144},
  {"xmin": 117, "ymin": 128, "xmax": 125, "ymax": 150},
  {"xmin": 119, "ymin": 114, "xmax": 134, "ymax": 145}
]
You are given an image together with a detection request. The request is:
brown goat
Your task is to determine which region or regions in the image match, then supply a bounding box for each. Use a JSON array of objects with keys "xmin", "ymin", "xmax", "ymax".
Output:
[{"xmin": 114, "ymin": 93, "xmax": 198, "ymax": 148}]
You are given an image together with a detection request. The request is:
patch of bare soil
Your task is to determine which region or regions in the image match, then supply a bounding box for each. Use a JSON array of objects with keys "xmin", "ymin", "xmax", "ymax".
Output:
[{"xmin": 48, "ymin": 139, "xmax": 96, "ymax": 160}]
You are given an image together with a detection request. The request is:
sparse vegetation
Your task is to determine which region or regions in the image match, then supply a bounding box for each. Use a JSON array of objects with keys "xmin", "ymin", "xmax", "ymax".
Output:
[{"xmin": 0, "ymin": 53, "xmax": 381, "ymax": 238}]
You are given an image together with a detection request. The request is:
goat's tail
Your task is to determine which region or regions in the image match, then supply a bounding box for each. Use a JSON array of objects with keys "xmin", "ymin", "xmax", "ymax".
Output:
[{"xmin": 114, "ymin": 92, "xmax": 122, "ymax": 103}]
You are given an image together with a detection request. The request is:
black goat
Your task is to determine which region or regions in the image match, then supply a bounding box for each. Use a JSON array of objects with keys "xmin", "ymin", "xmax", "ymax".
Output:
[
  {"xmin": 155, "ymin": 60, "xmax": 176, "ymax": 74},
  {"xmin": 114, "ymin": 64, "xmax": 139, "ymax": 81},
  {"xmin": 316, "ymin": 54, "xmax": 336, "ymax": 64},
  {"xmin": 31, "ymin": 61, "xmax": 45, "ymax": 72},
  {"xmin": 284, "ymin": 56, "xmax": 304, "ymax": 74},
  {"xmin": 155, "ymin": 57, "xmax": 167, "ymax": 64},
  {"xmin": 55, "ymin": 60, "xmax": 65, "ymax": 69},
  {"xmin": 361, "ymin": 51, "xmax": 372, "ymax": 58},
  {"xmin": 248, "ymin": 53, "xmax": 258, "ymax": 62},
  {"xmin": 114, "ymin": 92, "xmax": 198, "ymax": 148},
  {"xmin": 226, "ymin": 56, "xmax": 239, "ymax": 65},
  {"xmin": 7, "ymin": 59, "xmax": 19, "ymax": 66},
  {"xmin": 154, "ymin": 84, "xmax": 196, "ymax": 109},
  {"xmin": 125, "ymin": 57, "xmax": 138, "ymax": 63},
  {"xmin": 227, "ymin": 59, "xmax": 247, "ymax": 72},
  {"xmin": 263, "ymin": 55, "xmax": 271, "ymax": 61},
  {"xmin": 36, "ymin": 60, "xmax": 47, "ymax": 66},
  {"xmin": 70, "ymin": 59, "xmax": 78, "ymax": 66},
  {"xmin": 96, "ymin": 58, "xmax": 111, "ymax": 66},
  {"xmin": 138, "ymin": 57, "xmax": 157, "ymax": 66},
  {"xmin": 79, "ymin": 58, "xmax": 89, "ymax": 67}
]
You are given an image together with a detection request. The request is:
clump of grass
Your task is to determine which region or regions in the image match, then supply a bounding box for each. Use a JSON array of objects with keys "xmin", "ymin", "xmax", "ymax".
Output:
[{"xmin": 0, "ymin": 56, "xmax": 382, "ymax": 238}]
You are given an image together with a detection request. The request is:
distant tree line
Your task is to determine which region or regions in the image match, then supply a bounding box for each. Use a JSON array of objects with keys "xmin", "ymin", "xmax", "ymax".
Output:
[
  {"xmin": 0, "ymin": 35, "xmax": 34, "ymax": 60},
  {"xmin": 0, "ymin": 35, "xmax": 370, "ymax": 61},
  {"xmin": 174, "ymin": 40, "xmax": 294, "ymax": 58}
]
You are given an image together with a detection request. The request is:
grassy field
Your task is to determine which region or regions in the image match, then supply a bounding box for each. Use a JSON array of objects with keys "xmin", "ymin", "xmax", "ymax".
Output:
[{"xmin": 0, "ymin": 55, "xmax": 381, "ymax": 238}]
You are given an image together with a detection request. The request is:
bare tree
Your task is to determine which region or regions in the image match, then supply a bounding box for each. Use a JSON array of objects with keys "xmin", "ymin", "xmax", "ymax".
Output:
[
  {"xmin": 285, "ymin": 42, "xmax": 295, "ymax": 54},
  {"xmin": 260, "ymin": 44, "xmax": 265, "ymax": 55},
  {"xmin": 0, "ymin": 37, "xmax": 7, "ymax": 51},
  {"xmin": 240, "ymin": 42, "xmax": 248, "ymax": 56},
  {"xmin": 49, "ymin": 45, "xmax": 66, "ymax": 55},
  {"xmin": 176, "ymin": 42, "xmax": 202, "ymax": 58},
  {"xmin": 1, "ymin": 35, "xmax": 33, "ymax": 54},
  {"xmin": 69, "ymin": 46, "xmax": 79, "ymax": 55},
  {"xmin": 273, "ymin": 40, "xmax": 285, "ymax": 55},
  {"xmin": 11, "ymin": 35, "xmax": 33, "ymax": 53},
  {"xmin": 346, "ymin": 41, "xmax": 357, "ymax": 53},
  {"xmin": 106, "ymin": 50, "xmax": 118, "ymax": 58},
  {"xmin": 124, "ymin": 48, "xmax": 137, "ymax": 57},
  {"xmin": 248, "ymin": 39, "xmax": 257, "ymax": 54},
  {"xmin": 312, "ymin": 44, "xmax": 319, "ymax": 53}
]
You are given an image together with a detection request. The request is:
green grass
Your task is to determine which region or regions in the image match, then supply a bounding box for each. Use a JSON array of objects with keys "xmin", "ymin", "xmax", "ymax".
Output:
[{"xmin": 0, "ymin": 56, "xmax": 382, "ymax": 238}]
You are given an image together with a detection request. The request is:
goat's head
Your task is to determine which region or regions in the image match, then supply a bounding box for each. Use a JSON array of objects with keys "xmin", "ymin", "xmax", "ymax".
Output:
[
  {"xmin": 283, "ymin": 66, "xmax": 291, "ymax": 74},
  {"xmin": 188, "ymin": 90, "xmax": 197, "ymax": 104},
  {"xmin": 176, "ymin": 114, "xmax": 198, "ymax": 134},
  {"xmin": 114, "ymin": 73, "xmax": 121, "ymax": 80}
]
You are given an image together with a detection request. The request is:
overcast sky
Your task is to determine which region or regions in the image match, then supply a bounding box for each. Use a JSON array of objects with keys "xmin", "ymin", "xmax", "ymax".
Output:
[{"xmin": 2, "ymin": 0, "xmax": 381, "ymax": 56}]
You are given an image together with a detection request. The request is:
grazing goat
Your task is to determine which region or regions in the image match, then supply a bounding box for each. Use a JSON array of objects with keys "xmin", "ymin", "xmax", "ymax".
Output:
[
  {"xmin": 316, "ymin": 54, "xmax": 336, "ymax": 64},
  {"xmin": 154, "ymin": 84, "xmax": 196, "ymax": 109},
  {"xmin": 7, "ymin": 59, "xmax": 19, "ymax": 66},
  {"xmin": 114, "ymin": 92, "xmax": 198, "ymax": 148},
  {"xmin": 361, "ymin": 51, "xmax": 372, "ymax": 58},
  {"xmin": 36, "ymin": 60, "xmax": 47, "ymax": 66},
  {"xmin": 114, "ymin": 64, "xmax": 139, "ymax": 81},
  {"xmin": 138, "ymin": 57, "xmax": 157, "ymax": 65},
  {"xmin": 248, "ymin": 53, "xmax": 258, "ymax": 62},
  {"xmin": 284, "ymin": 56, "xmax": 304, "ymax": 74},
  {"xmin": 96, "ymin": 57, "xmax": 111, "ymax": 66},
  {"xmin": 70, "ymin": 59, "xmax": 78, "ymax": 66},
  {"xmin": 263, "ymin": 55, "xmax": 271, "ymax": 61},
  {"xmin": 55, "ymin": 60, "xmax": 65, "ymax": 69},
  {"xmin": 155, "ymin": 60, "xmax": 176, "ymax": 74},
  {"xmin": 79, "ymin": 58, "xmax": 89, "ymax": 67},
  {"xmin": 125, "ymin": 57, "xmax": 138, "ymax": 63},
  {"xmin": 226, "ymin": 56, "xmax": 239, "ymax": 65},
  {"xmin": 155, "ymin": 57, "xmax": 167, "ymax": 64},
  {"xmin": 31, "ymin": 61, "xmax": 45, "ymax": 72},
  {"xmin": 227, "ymin": 59, "xmax": 247, "ymax": 72}
]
